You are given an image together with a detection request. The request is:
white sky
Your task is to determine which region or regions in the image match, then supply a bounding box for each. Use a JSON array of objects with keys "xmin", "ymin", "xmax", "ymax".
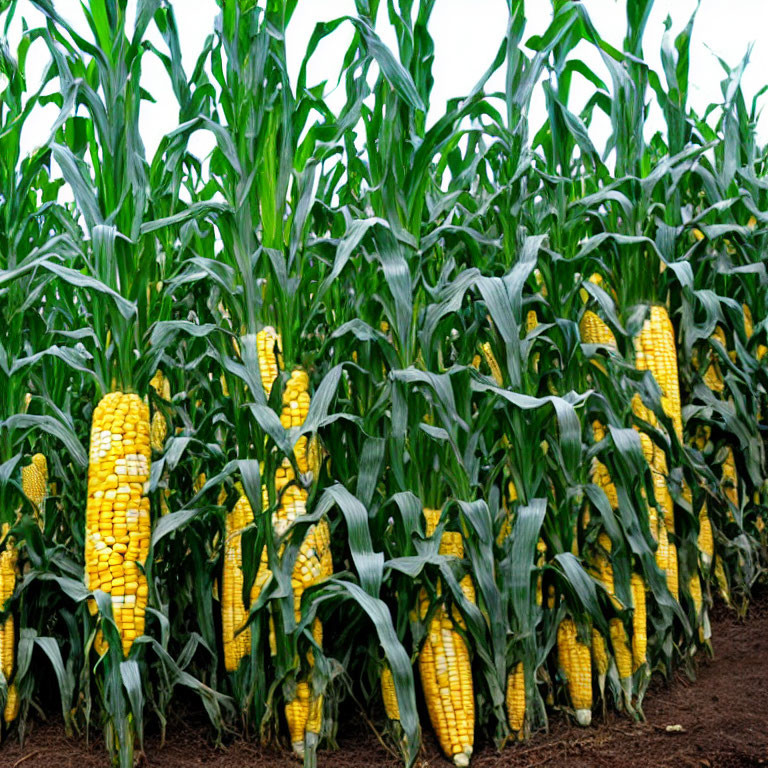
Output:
[{"xmin": 8, "ymin": 0, "xmax": 768, "ymax": 165}]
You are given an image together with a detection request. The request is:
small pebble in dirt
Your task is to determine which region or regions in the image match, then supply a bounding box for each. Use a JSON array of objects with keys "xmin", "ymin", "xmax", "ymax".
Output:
[{"xmin": 665, "ymin": 725, "xmax": 685, "ymax": 733}]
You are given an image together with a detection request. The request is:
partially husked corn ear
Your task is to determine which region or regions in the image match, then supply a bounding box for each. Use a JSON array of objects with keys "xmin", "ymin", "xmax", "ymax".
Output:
[
  {"xmin": 702, "ymin": 327, "xmax": 727, "ymax": 393},
  {"xmin": 480, "ymin": 342, "xmax": 503, "ymax": 386},
  {"xmin": 381, "ymin": 665, "xmax": 400, "ymax": 721},
  {"xmin": 557, "ymin": 618, "xmax": 592, "ymax": 726},
  {"xmin": 419, "ymin": 508, "xmax": 474, "ymax": 766},
  {"xmin": 591, "ymin": 421, "xmax": 618, "ymax": 509},
  {"xmin": 721, "ymin": 447, "xmax": 738, "ymax": 511},
  {"xmin": 609, "ymin": 619, "xmax": 632, "ymax": 684},
  {"xmin": 86, "ymin": 393, "xmax": 151, "ymax": 657},
  {"xmin": 635, "ymin": 305, "xmax": 683, "ymax": 440},
  {"xmin": 630, "ymin": 574, "xmax": 647, "ymax": 671},
  {"xmin": 506, "ymin": 661, "xmax": 525, "ymax": 737},
  {"xmin": 689, "ymin": 572, "xmax": 708, "ymax": 642},
  {"xmin": 221, "ymin": 494, "xmax": 253, "ymax": 672},
  {"xmin": 1, "ymin": 524, "xmax": 18, "ymax": 723},
  {"xmin": 743, "ymin": 304, "xmax": 767, "ymax": 361},
  {"xmin": 149, "ymin": 369, "xmax": 171, "ymax": 452},
  {"xmin": 22, "ymin": 453, "xmax": 48, "ymax": 514},
  {"xmin": 257, "ymin": 326, "xmax": 283, "ymax": 397},
  {"xmin": 591, "ymin": 534, "xmax": 632, "ymax": 693},
  {"xmin": 526, "ymin": 310, "xmax": 538, "ymax": 334},
  {"xmin": 591, "ymin": 628, "xmax": 609, "ymax": 695}
]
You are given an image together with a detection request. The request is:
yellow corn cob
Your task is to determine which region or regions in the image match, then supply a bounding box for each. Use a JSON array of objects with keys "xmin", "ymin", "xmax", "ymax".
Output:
[
  {"xmin": 480, "ymin": 342, "xmax": 503, "ymax": 386},
  {"xmin": 630, "ymin": 573, "xmax": 647, "ymax": 671},
  {"xmin": 591, "ymin": 628, "xmax": 609, "ymax": 687},
  {"xmin": 609, "ymin": 618, "xmax": 632, "ymax": 684},
  {"xmin": 505, "ymin": 661, "xmax": 525, "ymax": 737},
  {"xmin": 381, "ymin": 665, "xmax": 400, "ymax": 721},
  {"xmin": 419, "ymin": 508, "xmax": 474, "ymax": 766},
  {"xmin": 581, "ymin": 313, "xmax": 618, "ymax": 506},
  {"xmin": 703, "ymin": 327, "xmax": 726, "ymax": 393},
  {"xmin": 689, "ymin": 572, "xmax": 707, "ymax": 643},
  {"xmin": 221, "ymin": 494, "xmax": 253, "ymax": 672},
  {"xmin": 1, "ymin": 524, "xmax": 18, "ymax": 724},
  {"xmin": 149, "ymin": 370, "xmax": 171, "ymax": 452},
  {"xmin": 721, "ymin": 447, "xmax": 738, "ymax": 511},
  {"xmin": 526, "ymin": 310, "xmax": 539, "ymax": 334},
  {"xmin": 536, "ymin": 539, "xmax": 546, "ymax": 607},
  {"xmin": 85, "ymin": 392, "xmax": 151, "ymax": 657},
  {"xmin": 256, "ymin": 326, "xmax": 283, "ymax": 397},
  {"xmin": 743, "ymin": 304, "xmax": 767, "ymax": 361},
  {"xmin": 634, "ymin": 305, "xmax": 683, "ymax": 440},
  {"xmin": 713, "ymin": 556, "xmax": 730, "ymax": 605},
  {"xmin": 579, "ymin": 310, "xmax": 617, "ymax": 348},
  {"xmin": 21, "ymin": 453, "xmax": 48, "ymax": 513},
  {"xmin": 590, "ymin": 421, "xmax": 618, "ymax": 509},
  {"xmin": 470, "ymin": 354, "xmax": 481, "ymax": 370},
  {"xmin": 557, "ymin": 618, "xmax": 592, "ymax": 726},
  {"xmin": 260, "ymin": 366, "xmax": 330, "ymax": 757},
  {"xmin": 633, "ymin": 307, "xmax": 682, "ymax": 599}
]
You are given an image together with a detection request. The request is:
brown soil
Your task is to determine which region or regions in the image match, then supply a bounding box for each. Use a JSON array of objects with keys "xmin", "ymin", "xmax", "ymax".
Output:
[{"xmin": 2, "ymin": 595, "xmax": 767, "ymax": 768}]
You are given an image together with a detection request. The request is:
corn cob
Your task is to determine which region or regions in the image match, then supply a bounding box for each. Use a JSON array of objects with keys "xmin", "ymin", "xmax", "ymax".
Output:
[
  {"xmin": 590, "ymin": 421, "xmax": 618, "ymax": 509},
  {"xmin": 633, "ymin": 307, "xmax": 682, "ymax": 600},
  {"xmin": 580, "ymin": 311, "xmax": 619, "ymax": 507},
  {"xmin": 86, "ymin": 392, "xmax": 151, "ymax": 657},
  {"xmin": 536, "ymin": 538, "xmax": 546, "ymax": 607},
  {"xmin": 609, "ymin": 618, "xmax": 632, "ymax": 685},
  {"xmin": 688, "ymin": 572, "xmax": 708, "ymax": 643},
  {"xmin": 526, "ymin": 310, "xmax": 539, "ymax": 334},
  {"xmin": 713, "ymin": 556, "xmax": 730, "ymax": 605},
  {"xmin": 702, "ymin": 327, "xmax": 726, "ymax": 393},
  {"xmin": 21, "ymin": 453, "xmax": 48, "ymax": 514},
  {"xmin": 257, "ymin": 326, "xmax": 283, "ymax": 397},
  {"xmin": 1, "ymin": 524, "xmax": 18, "ymax": 723},
  {"xmin": 480, "ymin": 342, "xmax": 503, "ymax": 386},
  {"xmin": 592, "ymin": 534, "xmax": 632, "ymax": 695},
  {"xmin": 743, "ymin": 303, "xmax": 767, "ymax": 361},
  {"xmin": 591, "ymin": 628, "xmax": 609, "ymax": 687},
  {"xmin": 505, "ymin": 661, "xmax": 525, "ymax": 737},
  {"xmin": 557, "ymin": 618, "xmax": 592, "ymax": 726},
  {"xmin": 721, "ymin": 447, "xmax": 738, "ymax": 511},
  {"xmin": 149, "ymin": 369, "xmax": 171, "ymax": 452},
  {"xmin": 250, "ymin": 364, "xmax": 330, "ymax": 758},
  {"xmin": 418, "ymin": 508, "xmax": 474, "ymax": 766},
  {"xmin": 381, "ymin": 665, "xmax": 400, "ymax": 722},
  {"xmin": 630, "ymin": 573, "xmax": 647, "ymax": 671},
  {"xmin": 221, "ymin": 494, "xmax": 253, "ymax": 672}
]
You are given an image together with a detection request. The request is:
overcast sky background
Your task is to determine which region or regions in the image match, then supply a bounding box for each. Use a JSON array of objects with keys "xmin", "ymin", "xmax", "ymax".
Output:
[{"xmin": 7, "ymin": 0, "xmax": 768, "ymax": 164}]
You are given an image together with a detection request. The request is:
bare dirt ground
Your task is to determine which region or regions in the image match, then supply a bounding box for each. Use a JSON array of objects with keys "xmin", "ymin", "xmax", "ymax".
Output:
[{"xmin": 2, "ymin": 591, "xmax": 767, "ymax": 768}]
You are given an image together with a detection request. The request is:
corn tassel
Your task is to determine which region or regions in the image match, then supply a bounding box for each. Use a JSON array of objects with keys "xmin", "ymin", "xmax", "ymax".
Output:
[
  {"xmin": 418, "ymin": 508, "xmax": 474, "ymax": 766},
  {"xmin": 557, "ymin": 618, "xmax": 592, "ymax": 726},
  {"xmin": 505, "ymin": 661, "xmax": 525, "ymax": 737},
  {"xmin": 1, "ymin": 524, "xmax": 18, "ymax": 723},
  {"xmin": 86, "ymin": 393, "xmax": 151, "ymax": 657}
]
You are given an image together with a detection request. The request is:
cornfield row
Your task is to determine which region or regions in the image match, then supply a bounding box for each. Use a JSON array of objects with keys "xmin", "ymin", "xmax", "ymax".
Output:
[{"xmin": 0, "ymin": 1, "xmax": 766, "ymax": 767}]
